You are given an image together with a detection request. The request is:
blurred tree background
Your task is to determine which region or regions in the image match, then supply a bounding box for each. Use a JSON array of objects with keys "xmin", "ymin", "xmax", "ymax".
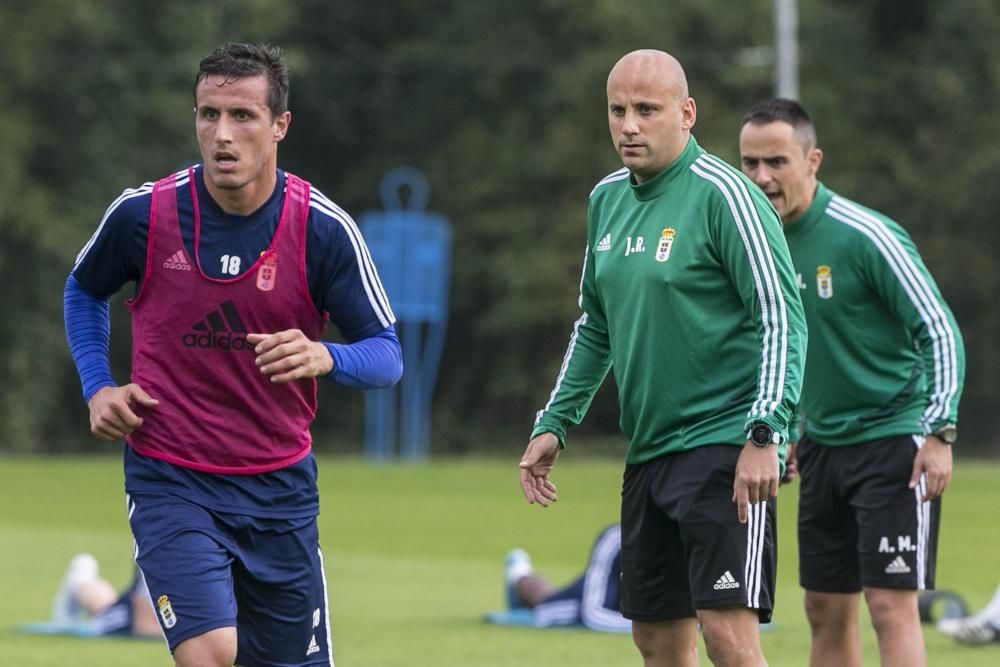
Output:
[{"xmin": 1, "ymin": 0, "xmax": 996, "ymax": 455}]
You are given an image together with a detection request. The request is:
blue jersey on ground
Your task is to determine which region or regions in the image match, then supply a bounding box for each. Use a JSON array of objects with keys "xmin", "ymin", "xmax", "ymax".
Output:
[{"xmin": 534, "ymin": 524, "xmax": 630, "ymax": 633}]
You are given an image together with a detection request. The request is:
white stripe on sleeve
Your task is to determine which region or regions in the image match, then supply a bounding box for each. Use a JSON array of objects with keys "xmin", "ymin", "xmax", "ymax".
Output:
[{"xmin": 690, "ymin": 157, "xmax": 790, "ymax": 420}]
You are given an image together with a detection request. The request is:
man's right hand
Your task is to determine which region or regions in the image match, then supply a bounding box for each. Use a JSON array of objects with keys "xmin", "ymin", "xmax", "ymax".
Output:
[
  {"xmin": 87, "ymin": 384, "xmax": 159, "ymax": 441},
  {"xmin": 518, "ymin": 433, "xmax": 561, "ymax": 507}
]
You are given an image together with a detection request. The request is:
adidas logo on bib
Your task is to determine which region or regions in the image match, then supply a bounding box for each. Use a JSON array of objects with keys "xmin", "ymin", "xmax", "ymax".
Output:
[
  {"xmin": 884, "ymin": 556, "xmax": 911, "ymax": 574},
  {"xmin": 182, "ymin": 300, "xmax": 254, "ymax": 352},
  {"xmin": 163, "ymin": 249, "xmax": 192, "ymax": 271},
  {"xmin": 713, "ymin": 570, "xmax": 740, "ymax": 590}
]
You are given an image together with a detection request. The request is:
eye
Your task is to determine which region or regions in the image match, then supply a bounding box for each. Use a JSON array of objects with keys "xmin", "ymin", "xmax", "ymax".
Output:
[
  {"xmin": 202, "ymin": 109, "xmax": 219, "ymax": 120},
  {"xmin": 235, "ymin": 110, "xmax": 251, "ymax": 121}
]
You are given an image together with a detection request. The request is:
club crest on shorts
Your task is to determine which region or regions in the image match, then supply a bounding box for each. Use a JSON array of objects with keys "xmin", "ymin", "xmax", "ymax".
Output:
[
  {"xmin": 256, "ymin": 252, "xmax": 278, "ymax": 292},
  {"xmin": 655, "ymin": 228, "xmax": 676, "ymax": 262},
  {"xmin": 816, "ymin": 265, "xmax": 833, "ymax": 299},
  {"xmin": 157, "ymin": 594, "xmax": 178, "ymax": 628}
]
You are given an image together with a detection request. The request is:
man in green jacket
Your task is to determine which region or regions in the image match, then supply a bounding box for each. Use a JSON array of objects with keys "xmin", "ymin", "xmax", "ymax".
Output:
[
  {"xmin": 739, "ymin": 98, "xmax": 965, "ymax": 667},
  {"xmin": 519, "ymin": 50, "xmax": 807, "ymax": 666}
]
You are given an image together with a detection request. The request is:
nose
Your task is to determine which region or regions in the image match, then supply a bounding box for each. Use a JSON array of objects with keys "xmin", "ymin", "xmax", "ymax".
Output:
[
  {"xmin": 749, "ymin": 165, "xmax": 772, "ymax": 187},
  {"xmin": 621, "ymin": 109, "xmax": 640, "ymax": 136},
  {"xmin": 213, "ymin": 115, "xmax": 234, "ymax": 144}
]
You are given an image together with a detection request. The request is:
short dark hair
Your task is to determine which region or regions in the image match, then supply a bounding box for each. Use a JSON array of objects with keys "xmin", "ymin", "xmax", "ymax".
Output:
[
  {"xmin": 741, "ymin": 98, "xmax": 817, "ymax": 149},
  {"xmin": 194, "ymin": 43, "xmax": 289, "ymax": 118}
]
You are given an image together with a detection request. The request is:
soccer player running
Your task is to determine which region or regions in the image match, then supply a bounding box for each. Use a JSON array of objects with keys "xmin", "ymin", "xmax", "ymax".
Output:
[
  {"xmin": 63, "ymin": 43, "xmax": 401, "ymax": 667},
  {"xmin": 738, "ymin": 98, "xmax": 965, "ymax": 667},
  {"xmin": 519, "ymin": 50, "xmax": 807, "ymax": 667}
]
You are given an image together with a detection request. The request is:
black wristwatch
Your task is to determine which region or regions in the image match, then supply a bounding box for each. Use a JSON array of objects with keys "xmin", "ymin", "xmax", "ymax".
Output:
[
  {"xmin": 931, "ymin": 423, "xmax": 957, "ymax": 445},
  {"xmin": 748, "ymin": 423, "xmax": 781, "ymax": 448}
]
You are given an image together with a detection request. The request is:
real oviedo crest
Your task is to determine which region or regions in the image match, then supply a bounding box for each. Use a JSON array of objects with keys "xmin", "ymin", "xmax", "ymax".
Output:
[
  {"xmin": 816, "ymin": 265, "xmax": 833, "ymax": 299},
  {"xmin": 256, "ymin": 252, "xmax": 278, "ymax": 292},
  {"xmin": 655, "ymin": 228, "xmax": 676, "ymax": 263}
]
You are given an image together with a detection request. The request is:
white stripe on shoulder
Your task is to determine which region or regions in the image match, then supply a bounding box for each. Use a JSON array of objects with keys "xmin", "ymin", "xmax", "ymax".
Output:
[
  {"xmin": 309, "ymin": 189, "xmax": 395, "ymax": 328},
  {"xmin": 690, "ymin": 155, "xmax": 789, "ymax": 420},
  {"xmin": 825, "ymin": 196, "xmax": 958, "ymax": 426},
  {"xmin": 74, "ymin": 169, "xmax": 188, "ymax": 269},
  {"xmin": 589, "ymin": 168, "xmax": 630, "ymax": 197}
]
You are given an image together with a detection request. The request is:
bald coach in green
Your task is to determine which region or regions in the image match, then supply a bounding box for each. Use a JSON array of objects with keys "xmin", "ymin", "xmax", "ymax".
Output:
[{"xmin": 518, "ymin": 50, "xmax": 807, "ymax": 666}]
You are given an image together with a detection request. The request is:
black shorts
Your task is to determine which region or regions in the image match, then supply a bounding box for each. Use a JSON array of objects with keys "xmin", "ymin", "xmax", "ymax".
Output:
[
  {"xmin": 619, "ymin": 445, "xmax": 776, "ymax": 623},
  {"xmin": 797, "ymin": 434, "xmax": 940, "ymax": 593}
]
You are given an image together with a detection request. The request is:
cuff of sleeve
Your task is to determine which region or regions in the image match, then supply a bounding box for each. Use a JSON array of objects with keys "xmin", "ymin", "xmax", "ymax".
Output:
[
  {"xmin": 925, "ymin": 419, "xmax": 957, "ymax": 435},
  {"xmin": 83, "ymin": 379, "xmax": 117, "ymax": 403},
  {"xmin": 322, "ymin": 342, "xmax": 340, "ymax": 382},
  {"xmin": 530, "ymin": 422, "xmax": 566, "ymax": 448}
]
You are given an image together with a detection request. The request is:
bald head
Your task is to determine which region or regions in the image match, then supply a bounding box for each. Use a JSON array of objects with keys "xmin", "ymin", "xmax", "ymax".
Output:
[
  {"xmin": 606, "ymin": 49, "xmax": 696, "ymax": 183},
  {"xmin": 608, "ymin": 50, "xmax": 689, "ymax": 101}
]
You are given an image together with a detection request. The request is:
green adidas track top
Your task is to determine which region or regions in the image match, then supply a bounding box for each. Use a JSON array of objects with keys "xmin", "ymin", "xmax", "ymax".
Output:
[
  {"xmin": 783, "ymin": 183, "xmax": 964, "ymax": 446},
  {"xmin": 532, "ymin": 137, "xmax": 807, "ymax": 465}
]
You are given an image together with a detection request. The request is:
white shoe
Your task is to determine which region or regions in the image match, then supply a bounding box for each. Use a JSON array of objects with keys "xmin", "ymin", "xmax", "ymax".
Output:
[
  {"xmin": 937, "ymin": 585, "xmax": 1000, "ymax": 646},
  {"xmin": 51, "ymin": 553, "xmax": 99, "ymax": 626},
  {"xmin": 937, "ymin": 615, "xmax": 998, "ymax": 645},
  {"xmin": 504, "ymin": 549, "xmax": 533, "ymax": 609}
]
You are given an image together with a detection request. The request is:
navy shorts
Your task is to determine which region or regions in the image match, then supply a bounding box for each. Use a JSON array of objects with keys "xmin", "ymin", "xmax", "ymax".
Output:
[
  {"xmin": 619, "ymin": 446, "xmax": 777, "ymax": 623},
  {"xmin": 797, "ymin": 434, "xmax": 940, "ymax": 593},
  {"xmin": 127, "ymin": 492, "xmax": 334, "ymax": 666}
]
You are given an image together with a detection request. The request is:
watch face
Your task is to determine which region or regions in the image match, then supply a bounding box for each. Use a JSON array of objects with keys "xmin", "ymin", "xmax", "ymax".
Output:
[{"xmin": 751, "ymin": 424, "xmax": 773, "ymax": 446}]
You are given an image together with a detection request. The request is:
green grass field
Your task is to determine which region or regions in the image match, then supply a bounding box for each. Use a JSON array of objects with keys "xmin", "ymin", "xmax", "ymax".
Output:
[{"xmin": 1, "ymin": 455, "xmax": 998, "ymax": 666}]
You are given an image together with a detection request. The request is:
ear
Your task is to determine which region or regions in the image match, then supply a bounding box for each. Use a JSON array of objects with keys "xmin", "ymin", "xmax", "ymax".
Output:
[
  {"xmin": 681, "ymin": 97, "xmax": 697, "ymax": 131},
  {"xmin": 273, "ymin": 111, "xmax": 291, "ymax": 142},
  {"xmin": 807, "ymin": 146, "xmax": 823, "ymax": 176}
]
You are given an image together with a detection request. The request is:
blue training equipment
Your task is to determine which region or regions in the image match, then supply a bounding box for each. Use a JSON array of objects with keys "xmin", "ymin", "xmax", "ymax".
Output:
[
  {"xmin": 481, "ymin": 609, "xmax": 583, "ymax": 630},
  {"xmin": 16, "ymin": 621, "xmax": 157, "ymax": 641},
  {"xmin": 481, "ymin": 610, "xmax": 776, "ymax": 633}
]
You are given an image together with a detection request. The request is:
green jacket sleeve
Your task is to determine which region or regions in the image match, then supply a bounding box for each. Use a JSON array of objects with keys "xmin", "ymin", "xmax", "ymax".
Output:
[
  {"xmin": 712, "ymin": 181, "xmax": 808, "ymax": 443},
  {"xmin": 787, "ymin": 404, "xmax": 802, "ymax": 444},
  {"xmin": 863, "ymin": 224, "xmax": 965, "ymax": 432},
  {"xmin": 531, "ymin": 239, "xmax": 613, "ymax": 446}
]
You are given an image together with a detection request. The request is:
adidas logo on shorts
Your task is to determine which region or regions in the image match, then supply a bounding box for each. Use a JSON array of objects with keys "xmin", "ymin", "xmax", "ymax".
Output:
[
  {"xmin": 713, "ymin": 570, "xmax": 740, "ymax": 590},
  {"xmin": 884, "ymin": 556, "xmax": 911, "ymax": 574}
]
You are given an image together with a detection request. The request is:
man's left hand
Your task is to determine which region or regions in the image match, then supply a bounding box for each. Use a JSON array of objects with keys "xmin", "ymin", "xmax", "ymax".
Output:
[
  {"xmin": 910, "ymin": 435, "xmax": 953, "ymax": 501},
  {"xmin": 248, "ymin": 330, "xmax": 333, "ymax": 383},
  {"xmin": 733, "ymin": 441, "xmax": 780, "ymax": 524}
]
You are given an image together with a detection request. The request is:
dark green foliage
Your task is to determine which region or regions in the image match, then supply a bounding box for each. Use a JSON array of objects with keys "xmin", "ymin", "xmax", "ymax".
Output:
[{"xmin": 1, "ymin": 1, "xmax": 996, "ymax": 454}]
